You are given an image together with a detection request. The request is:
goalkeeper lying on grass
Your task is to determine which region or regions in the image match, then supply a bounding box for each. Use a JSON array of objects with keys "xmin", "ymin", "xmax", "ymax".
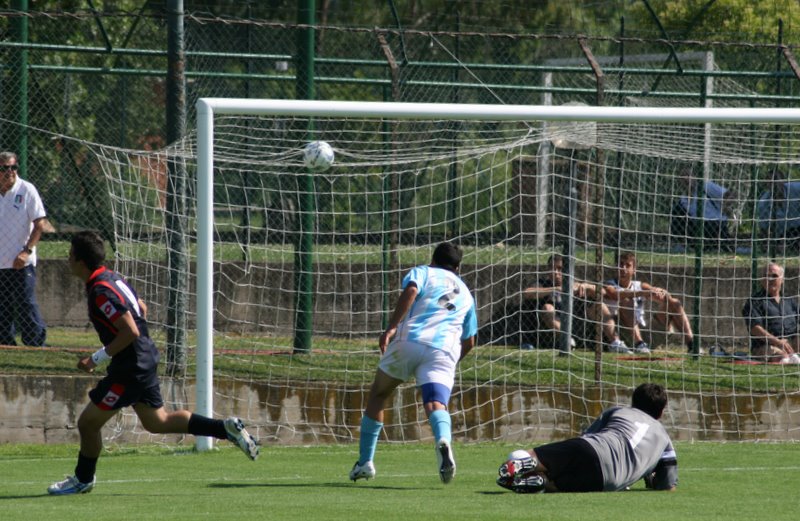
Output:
[
  {"xmin": 496, "ymin": 382, "xmax": 678, "ymax": 493},
  {"xmin": 48, "ymin": 230, "xmax": 260, "ymax": 496}
]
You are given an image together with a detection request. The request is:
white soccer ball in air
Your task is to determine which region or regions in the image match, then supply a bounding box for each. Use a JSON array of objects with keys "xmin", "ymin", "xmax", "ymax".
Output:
[{"xmin": 303, "ymin": 140, "xmax": 335, "ymax": 172}]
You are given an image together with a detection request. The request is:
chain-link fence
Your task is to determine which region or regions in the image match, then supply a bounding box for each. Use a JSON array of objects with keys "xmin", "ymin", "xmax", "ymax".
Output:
[
  {"xmin": 1, "ymin": 6, "xmax": 799, "ymax": 340},
  {"xmin": 5, "ymin": 5, "xmax": 800, "ymax": 444},
  {"xmin": 1, "ymin": 8, "xmax": 799, "ymax": 238}
]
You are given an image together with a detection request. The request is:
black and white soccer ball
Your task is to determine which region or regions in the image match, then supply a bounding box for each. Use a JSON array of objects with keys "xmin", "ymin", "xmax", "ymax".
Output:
[{"xmin": 303, "ymin": 140, "xmax": 335, "ymax": 172}]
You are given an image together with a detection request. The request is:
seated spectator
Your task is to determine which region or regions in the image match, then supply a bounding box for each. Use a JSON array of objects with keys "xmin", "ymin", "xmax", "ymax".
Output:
[
  {"xmin": 670, "ymin": 180, "xmax": 737, "ymax": 250},
  {"xmin": 742, "ymin": 262, "xmax": 800, "ymax": 364},
  {"xmin": 757, "ymin": 180, "xmax": 800, "ymax": 249},
  {"xmin": 520, "ymin": 254, "xmax": 622, "ymax": 351},
  {"xmin": 604, "ymin": 252, "xmax": 695, "ymax": 354}
]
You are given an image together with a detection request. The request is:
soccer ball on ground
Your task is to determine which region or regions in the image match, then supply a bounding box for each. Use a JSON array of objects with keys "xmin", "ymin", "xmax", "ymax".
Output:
[
  {"xmin": 508, "ymin": 449, "xmax": 531, "ymax": 460},
  {"xmin": 303, "ymin": 140, "xmax": 335, "ymax": 172}
]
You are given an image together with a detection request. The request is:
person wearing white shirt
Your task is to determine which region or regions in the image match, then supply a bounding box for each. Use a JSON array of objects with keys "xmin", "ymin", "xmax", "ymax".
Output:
[
  {"xmin": 0, "ymin": 151, "xmax": 48, "ymax": 346},
  {"xmin": 604, "ymin": 252, "xmax": 694, "ymax": 354}
]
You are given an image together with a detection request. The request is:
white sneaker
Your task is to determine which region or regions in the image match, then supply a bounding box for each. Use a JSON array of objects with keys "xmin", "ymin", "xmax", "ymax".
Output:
[
  {"xmin": 349, "ymin": 460, "xmax": 376, "ymax": 481},
  {"xmin": 784, "ymin": 354, "xmax": 800, "ymax": 364},
  {"xmin": 47, "ymin": 475, "xmax": 95, "ymax": 495},
  {"xmin": 436, "ymin": 439, "xmax": 456, "ymax": 484},
  {"xmin": 224, "ymin": 417, "xmax": 259, "ymax": 461},
  {"xmin": 634, "ymin": 341, "xmax": 651, "ymax": 354},
  {"xmin": 608, "ymin": 339, "xmax": 633, "ymax": 354}
]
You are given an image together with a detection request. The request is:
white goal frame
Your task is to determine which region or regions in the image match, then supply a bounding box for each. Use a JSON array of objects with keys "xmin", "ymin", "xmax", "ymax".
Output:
[{"xmin": 194, "ymin": 97, "xmax": 800, "ymax": 450}]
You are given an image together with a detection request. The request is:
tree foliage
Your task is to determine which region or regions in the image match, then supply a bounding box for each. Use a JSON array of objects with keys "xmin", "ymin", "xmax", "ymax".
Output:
[{"xmin": 623, "ymin": 0, "xmax": 800, "ymax": 43}]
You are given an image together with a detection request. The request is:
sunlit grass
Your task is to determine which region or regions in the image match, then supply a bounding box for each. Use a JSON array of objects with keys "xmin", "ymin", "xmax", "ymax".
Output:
[{"xmin": 4, "ymin": 327, "xmax": 799, "ymax": 393}]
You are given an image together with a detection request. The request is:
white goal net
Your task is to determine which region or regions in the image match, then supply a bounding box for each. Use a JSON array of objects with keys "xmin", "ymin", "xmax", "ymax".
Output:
[{"xmin": 90, "ymin": 99, "xmax": 800, "ymax": 446}]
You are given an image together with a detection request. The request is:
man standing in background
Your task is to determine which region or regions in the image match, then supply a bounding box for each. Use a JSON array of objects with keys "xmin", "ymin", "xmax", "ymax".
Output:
[{"xmin": 0, "ymin": 151, "xmax": 48, "ymax": 346}]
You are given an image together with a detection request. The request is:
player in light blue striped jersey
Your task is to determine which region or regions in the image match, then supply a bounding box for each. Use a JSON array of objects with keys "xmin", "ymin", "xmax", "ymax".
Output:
[{"xmin": 349, "ymin": 242, "xmax": 478, "ymax": 484}]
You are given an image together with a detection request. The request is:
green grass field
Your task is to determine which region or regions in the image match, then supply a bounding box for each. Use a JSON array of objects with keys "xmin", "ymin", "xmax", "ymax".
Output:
[
  {"xmin": 36, "ymin": 238, "xmax": 790, "ymax": 267},
  {"xmin": 2, "ymin": 441, "xmax": 797, "ymax": 521},
  {"xmin": 5, "ymin": 330, "xmax": 800, "ymax": 394}
]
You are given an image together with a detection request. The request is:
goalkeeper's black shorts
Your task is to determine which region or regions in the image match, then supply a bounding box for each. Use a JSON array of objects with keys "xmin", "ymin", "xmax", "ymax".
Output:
[{"xmin": 534, "ymin": 437, "xmax": 603, "ymax": 492}]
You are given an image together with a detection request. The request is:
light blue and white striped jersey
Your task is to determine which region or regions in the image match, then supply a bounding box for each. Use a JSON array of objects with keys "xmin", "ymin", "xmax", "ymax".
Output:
[{"xmin": 393, "ymin": 265, "xmax": 478, "ymax": 351}]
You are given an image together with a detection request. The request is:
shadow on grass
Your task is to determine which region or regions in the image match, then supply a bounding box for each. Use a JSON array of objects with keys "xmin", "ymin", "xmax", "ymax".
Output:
[
  {"xmin": 209, "ymin": 482, "xmax": 425, "ymax": 491},
  {"xmin": 0, "ymin": 494, "xmax": 53, "ymax": 500}
]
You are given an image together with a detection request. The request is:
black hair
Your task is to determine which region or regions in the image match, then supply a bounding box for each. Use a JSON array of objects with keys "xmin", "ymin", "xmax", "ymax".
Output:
[
  {"xmin": 432, "ymin": 242, "xmax": 462, "ymax": 272},
  {"xmin": 71, "ymin": 230, "xmax": 106, "ymax": 270},
  {"xmin": 547, "ymin": 253, "xmax": 564, "ymax": 268},
  {"xmin": 631, "ymin": 382, "xmax": 668, "ymax": 420}
]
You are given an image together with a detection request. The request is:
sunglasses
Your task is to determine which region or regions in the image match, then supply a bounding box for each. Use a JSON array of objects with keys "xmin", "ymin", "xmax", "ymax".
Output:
[
  {"xmin": 0, "ymin": 164, "xmax": 18, "ymax": 172},
  {"xmin": 766, "ymin": 273, "xmax": 782, "ymax": 279}
]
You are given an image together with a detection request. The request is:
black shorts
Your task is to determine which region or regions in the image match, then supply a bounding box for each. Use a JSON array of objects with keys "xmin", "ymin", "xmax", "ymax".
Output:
[
  {"xmin": 534, "ymin": 437, "xmax": 604, "ymax": 492},
  {"xmin": 89, "ymin": 374, "xmax": 164, "ymax": 411}
]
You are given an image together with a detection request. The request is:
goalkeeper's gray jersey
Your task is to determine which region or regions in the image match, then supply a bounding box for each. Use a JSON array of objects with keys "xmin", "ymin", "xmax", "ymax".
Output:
[{"xmin": 580, "ymin": 406, "xmax": 678, "ymax": 491}]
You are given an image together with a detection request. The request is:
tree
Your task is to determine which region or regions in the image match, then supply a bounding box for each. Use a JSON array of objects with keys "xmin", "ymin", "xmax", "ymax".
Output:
[{"xmin": 623, "ymin": 0, "xmax": 800, "ymax": 43}]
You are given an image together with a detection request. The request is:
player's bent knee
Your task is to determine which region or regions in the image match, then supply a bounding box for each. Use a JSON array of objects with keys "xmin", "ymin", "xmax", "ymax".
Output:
[{"xmin": 77, "ymin": 416, "xmax": 102, "ymax": 436}]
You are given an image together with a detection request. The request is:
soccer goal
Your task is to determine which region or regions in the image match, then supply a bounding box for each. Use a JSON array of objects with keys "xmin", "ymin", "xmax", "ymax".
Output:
[
  {"xmin": 187, "ymin": 98, "xmax": 800, "ymax": 446},
  {"xmin": 93, "ymin": 98, "xmax": 800, "ymax": 449}
]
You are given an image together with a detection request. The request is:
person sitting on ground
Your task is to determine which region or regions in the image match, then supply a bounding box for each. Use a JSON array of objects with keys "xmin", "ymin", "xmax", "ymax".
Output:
[
  {"xmin": 496, "ymin": 382, "xmax": 678, "ymax": 493},
  {"xmin": 522, "ymin": 254, "xmax": 623, "ymax": 351},
  {"xmin": 603, "ymin": 252, "xmax": 695, "ymax": 354},
  {"xmin": 742, "ymin": 262, "xmax": 800, "ymax": 364}
]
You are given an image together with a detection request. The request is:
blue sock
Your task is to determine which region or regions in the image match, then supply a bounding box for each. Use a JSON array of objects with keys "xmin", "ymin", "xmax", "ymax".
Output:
[
  {"xmin": 358, "ymin": 416, "xmax": 383, "ymax": 464},
  {"xmin": 428, "ymin": 409, "xmax": 452, "ymax": 443}
]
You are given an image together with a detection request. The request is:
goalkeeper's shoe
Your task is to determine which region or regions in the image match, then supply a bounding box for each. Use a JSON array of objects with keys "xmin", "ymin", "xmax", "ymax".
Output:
[
  {"xmin": 497, "ymin": 454, "xmax": 538, "ymax": 480},
  {"xmin": 497, "ymin": 454, "xmax": 538, "ymax": 489},
  {"xmin": 436, "ymin": 439, "xmax": 456, "ymax": 484},
  {"xmin": 224, "ymin": 417, "xmax": 259, "ymax": 461},
  {"xmin": 47, "ymin": 475, "xmax": 95, "ymax": 495},
  {"xmin": 349, "ymin": 460, "xmax": 376, "ymax": 481},
  {"xmin": 511, "ymin": 473, "xmax": 547, "ymax": 494}
]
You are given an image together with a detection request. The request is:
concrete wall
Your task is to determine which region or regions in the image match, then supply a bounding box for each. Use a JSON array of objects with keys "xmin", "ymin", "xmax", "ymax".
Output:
[
  {"xmin": 2, "ymin": 375, "xmax": 798, "ymax": 444},
  {"xmin": 34, "ymin": 259, "xmax": 781, "ymax": 346}
]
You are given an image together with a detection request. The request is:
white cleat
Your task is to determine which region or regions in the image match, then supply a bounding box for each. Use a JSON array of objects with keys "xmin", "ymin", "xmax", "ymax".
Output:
[
  {"xmin": 224, "ymin": 417, "xmax": 259, "ymax": 461},
  {"xmin": 349, "ymin": 460, "xmax": 376, "ymax": 481},
  {"xmin": 47, "ymin": 475, "xmax": 95, "ymax": 496},
  {"xmin": 436, "ymin": 439, "xmax": 456, "ymax": 484},
  {"xmin": 780, "ymin": 354, "xmax": 800, "ymax": 364},
  {"xmin": 608, "ymin": 339, "xmax": 633, "ymax": 354}
]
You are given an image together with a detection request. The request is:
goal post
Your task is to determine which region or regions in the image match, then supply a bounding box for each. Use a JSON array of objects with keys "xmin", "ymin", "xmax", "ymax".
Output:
[{"xmin": 189, "ymin": 98, "xmax": 800, "ymax": 449}]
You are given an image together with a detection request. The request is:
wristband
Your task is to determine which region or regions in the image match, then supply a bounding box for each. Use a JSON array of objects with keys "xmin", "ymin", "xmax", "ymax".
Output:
[{"xmin": 91, "ymin": 347, "xmax": 112, "ymax": 365}]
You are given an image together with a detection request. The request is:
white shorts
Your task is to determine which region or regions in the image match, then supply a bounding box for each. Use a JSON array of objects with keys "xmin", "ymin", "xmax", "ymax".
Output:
[
  {"xmin": 378, "ymin": 340, "xmax": 460, "ymax": 389},
  {"xmin": 609, "ymin": 301, "xmax": 647, "ymax": 328}
]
